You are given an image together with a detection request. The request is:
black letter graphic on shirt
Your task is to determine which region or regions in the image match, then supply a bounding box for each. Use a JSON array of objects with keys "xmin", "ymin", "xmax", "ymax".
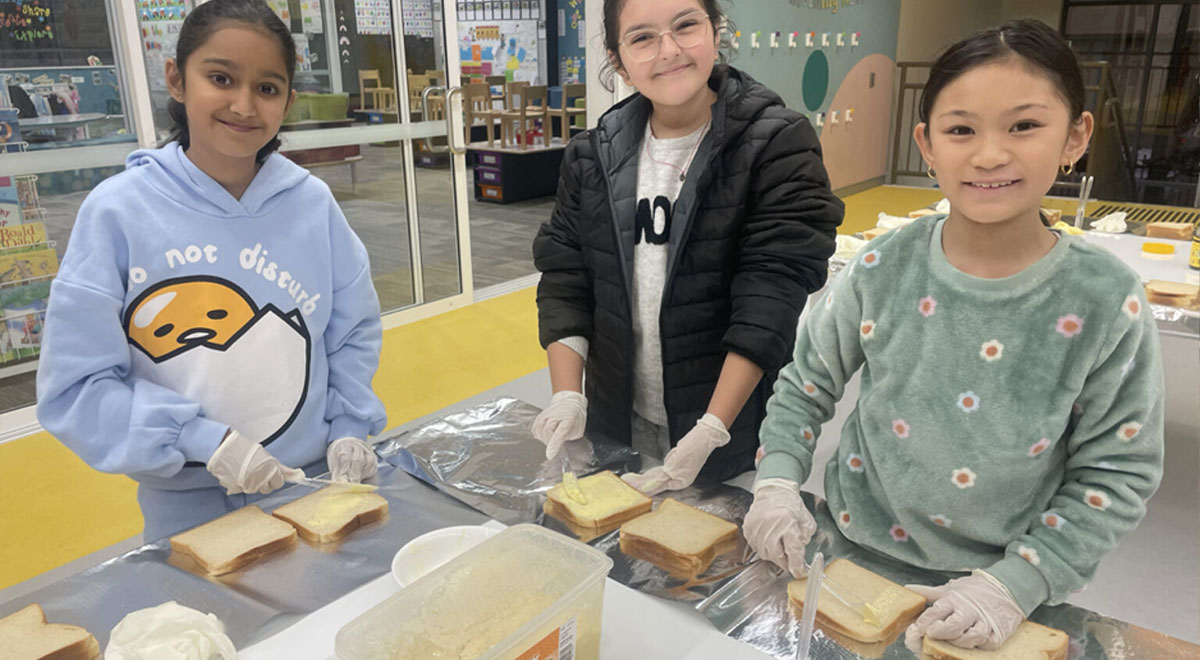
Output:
[{"xmin": 635, "ymin": 196, "xmax": 672, "ymax": 246}]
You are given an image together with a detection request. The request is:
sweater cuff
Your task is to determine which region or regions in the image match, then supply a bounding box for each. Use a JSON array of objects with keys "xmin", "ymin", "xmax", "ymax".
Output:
[
  {"xmin": 986, "ymin": 555, "xmax": 1051, "ymax": 616},
  {"xmin": 177, "ymin": 416, "xmax": 230, "ymax": 464},
  {"xmin": 557, "ymin": 336, "xmax": 589, "ymax": 361},
  {"xmin": 756, "ymin": 451, "xmax": 806, "ymax": 484},
  {"xmin": 328, "ymin": 415, "xmax": 373, "ymax": 446}
]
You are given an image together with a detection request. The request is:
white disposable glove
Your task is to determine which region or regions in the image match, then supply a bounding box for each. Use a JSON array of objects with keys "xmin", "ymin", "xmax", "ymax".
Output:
[
  {"xmin": 622, "ymin": 413, "xmax": 730, "ymax": 495},
  {"xmin": 742, "ymin": 479, "xmax": 817, "ymax": 578},
  {"xmin": 904, "ymin": 571, "xmax": 1026, "ymax": 652},
  {"xmin": 206, "ymin": 430, "xmax": 303, "ymax": 495},
  {"xmin": 327, "ymin": 436, "xmax": 379, "ymax": 483},
  {"xmin": 532, "ymin": 390, "xmax": 587, "ymax": 459}
]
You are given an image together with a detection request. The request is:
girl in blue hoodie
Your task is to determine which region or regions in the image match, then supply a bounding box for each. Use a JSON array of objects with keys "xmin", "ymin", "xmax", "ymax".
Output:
[{"xmin": 36, "ymin": 0, "xmax": 387, "ymax": 540}]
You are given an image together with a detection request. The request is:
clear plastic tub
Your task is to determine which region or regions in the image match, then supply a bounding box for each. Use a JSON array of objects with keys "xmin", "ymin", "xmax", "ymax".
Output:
[{"xmin": 335, "ymin": 524, "xmax": 612, "ymax": 660}]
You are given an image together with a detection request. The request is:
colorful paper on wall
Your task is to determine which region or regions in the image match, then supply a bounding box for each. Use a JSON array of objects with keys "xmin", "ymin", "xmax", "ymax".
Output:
[
  {"xmin": 355, "ymin": 0, "xmax": 392, "ymax": 36},
  {"xmin": 402, "ymin": 0, "xmax": 434, "ymax": 38}
]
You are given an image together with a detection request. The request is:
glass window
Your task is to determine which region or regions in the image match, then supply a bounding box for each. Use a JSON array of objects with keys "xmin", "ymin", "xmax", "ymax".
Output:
[{"xmin": 1, "ymin": 0, "xmax": 136, "ymax": 152}]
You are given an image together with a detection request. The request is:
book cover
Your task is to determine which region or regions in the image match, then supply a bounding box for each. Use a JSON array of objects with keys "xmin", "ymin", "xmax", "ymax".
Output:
[
  {"xmin": 0, "ymin": 222, "xmax": 47, "ymax": 249},
  {"xmin": 0, "ymin": 108, "xmax": 21, "ymax": 154},
  {"xmin": 0, "ymin": 279, "xmax": 50, "ymax": 357},
  {"xmin": 15, "ymin": 175, "xmax": 39, "ymax": 212},
  {"xmin": 0, "ymin": 176, "xmax": 22, "ymax": 226},
  {"xmin": 0, "ymin": 247, "xmax": 58, "ymax": 283}
]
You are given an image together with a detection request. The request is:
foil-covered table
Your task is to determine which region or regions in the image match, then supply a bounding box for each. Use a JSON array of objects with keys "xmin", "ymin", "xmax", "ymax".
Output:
[
  {"xmin": 387, "ymin": 397, "xmax": 1199, "ymax": 659},
  {"xmin": 0, "ymin": 463, "xmax": 488, "ymax": 650}
]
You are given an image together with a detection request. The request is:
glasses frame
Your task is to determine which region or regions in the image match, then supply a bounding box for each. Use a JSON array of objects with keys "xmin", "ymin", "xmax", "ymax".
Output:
[{"xmin": 618, "ymin": 11, "xmax": 713, "ymax": 63}]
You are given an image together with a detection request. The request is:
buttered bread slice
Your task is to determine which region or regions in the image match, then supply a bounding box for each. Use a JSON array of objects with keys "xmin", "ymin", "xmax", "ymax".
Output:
[
  {"xmin": 788, "ymin": 558, "xmax": 926, "ymax": 644},
  {"xmin": 272, "ymin": 486, "xmax": 388, "ymax": 543},
  {"xmin": 543, "ymin": 470, "xmax": 652, "ymax": 529}
]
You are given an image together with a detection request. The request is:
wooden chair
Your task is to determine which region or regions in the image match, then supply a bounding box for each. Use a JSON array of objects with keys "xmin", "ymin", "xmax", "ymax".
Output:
[
  {"xmin": 463, "ymin": 82, "xmax": 501, "ymax": 147},
  {"xmin": 358, "ymin": 69, "xmax": 396, "ymax": 111},
  {"xmin": 500, "ymin": 84, "xmax": 548, "ymax": 148},
  {"xmin": 496, "ymin": 81, "xmax": 529, "ymax": 147},
  {"xmin": 485, "ymin": 75, "xmax": 507, "ymax": 108},
  {"xmin": 406, "ymin": 73, "xmax": 429, "ymax": 112},
  {"xmin": 549, "ymin": 83, "xmax": 587, "ymax": 142}
]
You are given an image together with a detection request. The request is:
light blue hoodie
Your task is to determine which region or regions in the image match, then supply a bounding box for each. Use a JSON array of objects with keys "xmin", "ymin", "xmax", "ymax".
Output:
[{"xmin": 36, "ymin": 143, "xmax": 387, "ymax": 491}]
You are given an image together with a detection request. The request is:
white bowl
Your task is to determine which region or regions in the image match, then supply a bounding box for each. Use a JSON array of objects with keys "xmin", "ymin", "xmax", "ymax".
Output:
[{"xmin": 391, "ymin": 525, "xmax": 498, "ymax": 587}]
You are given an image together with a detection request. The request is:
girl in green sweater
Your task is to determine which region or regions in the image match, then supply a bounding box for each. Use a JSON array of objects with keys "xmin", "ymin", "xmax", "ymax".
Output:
[{"xmin": 744, "ymin": 19, "xmax": 1164, "ymax": 652}]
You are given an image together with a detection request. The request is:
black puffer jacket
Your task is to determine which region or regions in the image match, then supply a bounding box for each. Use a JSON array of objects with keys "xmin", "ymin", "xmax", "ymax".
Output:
[{"xmin": 533, "ymin": 66, "xmax": 843, "ymax": 483}]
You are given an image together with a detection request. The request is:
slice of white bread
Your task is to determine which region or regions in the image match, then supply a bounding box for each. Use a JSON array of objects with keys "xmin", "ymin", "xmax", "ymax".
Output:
[
  {"xmin": 271, "ymin": 486, "xmax": 388, "ymax": 543},
  {"xmin": 543, "ymin": 470, "xmax": 652, "ymax": 529},
  {"xmin": 1145, "ymin": 280, "xmax": 1200, "ymax": 309},
  {"xmin": 787, "ymin": 558, "xmax": 926, "ymax": 644},
  {"xmin": 618, "ymin": 498, "xmax": 739, "ymax": 576},
  {"xmin": 922, "ymin": 620, "xmax": 1068, "ymax": 660},
  {"xmin": 0, "ymin": 603, "xmax": 100, "ymax": 660},
  {"xmin": 170, "ymin": 505, "xmax": 297, "ymax": 575},
  {"xmin": 862, "ymin": 227, "xmax": 892, "ymax": 241},
  {"xmin": 909, "ymin": 208, "xmax": 939, "ymax": 219},
  {"xmin": 1145, "ymin": 221, "xmax": 1193, "ymax": 240}
]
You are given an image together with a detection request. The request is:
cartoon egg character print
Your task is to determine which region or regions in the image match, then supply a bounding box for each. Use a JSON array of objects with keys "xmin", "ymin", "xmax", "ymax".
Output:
[
  {"xmin": 127, "ymin": 279, "xmax": 258, "ymax": 360},
  {"xmin": 125, "ymin": 276, "xmax": 311, "ymax": 449}
]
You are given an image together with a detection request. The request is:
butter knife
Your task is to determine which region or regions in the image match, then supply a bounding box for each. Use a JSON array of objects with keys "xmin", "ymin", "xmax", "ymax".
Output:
[
  {"xmin": 560, "ymin": 450, "xmax": 587, "ymax": 504},
  {"xmin": 286, "ymin": 473, "xmax": 379, "ymax": 492},
  {"xmin": 796, "ymin": 552, "xmax": 824, "ymax": 660}
]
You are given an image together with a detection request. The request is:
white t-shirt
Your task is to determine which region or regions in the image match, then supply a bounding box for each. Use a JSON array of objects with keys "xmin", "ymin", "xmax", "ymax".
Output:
[{"xmin": 630, "ymin": 119, "xmax": 709, "ymax": 425}]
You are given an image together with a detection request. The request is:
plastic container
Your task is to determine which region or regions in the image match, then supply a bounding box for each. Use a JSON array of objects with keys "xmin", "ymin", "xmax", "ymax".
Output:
[
  {"xmin": 391, "ymin": 525, "xmax": 498, "ymax": 587},
  {"xmin": 336, "ymin": 524, "xmax": 612, "ymax": 660}
]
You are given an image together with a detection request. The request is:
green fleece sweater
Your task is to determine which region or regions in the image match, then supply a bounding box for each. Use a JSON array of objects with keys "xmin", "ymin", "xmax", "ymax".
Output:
[{"xmin": 757, "ymin": 216, "xmax": 1164, "ymax": 615}]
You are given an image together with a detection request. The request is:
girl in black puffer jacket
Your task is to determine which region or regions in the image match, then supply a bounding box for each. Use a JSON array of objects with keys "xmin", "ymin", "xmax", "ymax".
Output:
[{"xmin": 532, "ymin": 0, "xmax": 843, "ymax": 493}]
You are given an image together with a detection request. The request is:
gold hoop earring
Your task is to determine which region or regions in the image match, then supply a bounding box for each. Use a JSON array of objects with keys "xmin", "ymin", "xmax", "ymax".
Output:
[
  {"xmin": 1061, "ymin": 162, "xmax": 1074, "ymax": 175},
  {"xmin": 927, "ymin": 166, "xmax": 937, "ymax": 180}
]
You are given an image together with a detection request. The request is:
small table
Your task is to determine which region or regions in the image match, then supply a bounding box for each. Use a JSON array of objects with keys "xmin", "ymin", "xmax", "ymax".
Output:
[{"xmin": 20, "ymin": 112, "xmax": 108, "ymax": 141}]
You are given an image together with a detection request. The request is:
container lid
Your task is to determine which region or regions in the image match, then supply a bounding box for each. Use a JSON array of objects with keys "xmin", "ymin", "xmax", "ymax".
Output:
[{"xmin": 335, "ymin": 524, "xmax": 612, "ymax": 660}]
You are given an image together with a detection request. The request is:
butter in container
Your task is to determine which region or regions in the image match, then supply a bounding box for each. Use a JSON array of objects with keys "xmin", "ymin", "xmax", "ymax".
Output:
[{"xmin": 335, "ymin": 524, "xmax": 612, "ymax": 660}]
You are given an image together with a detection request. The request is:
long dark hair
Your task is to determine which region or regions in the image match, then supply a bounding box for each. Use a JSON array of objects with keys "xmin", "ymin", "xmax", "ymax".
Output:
[
  {"xmin": 919, "ymin": 19, "xmax": 1085, "ymax": 134},
  {"xmin": 162, "ymin": 0, "xmax": 296, "ymax": 163},
  {"xmin": 600, "ymin": 0, "xmax": 733, "ymax": 92}
]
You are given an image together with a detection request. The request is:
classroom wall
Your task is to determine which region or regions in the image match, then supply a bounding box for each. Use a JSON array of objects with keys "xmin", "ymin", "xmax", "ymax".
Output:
[
  {"xmin": 723, "ymin": 0, "xmax": 902, "ymax": 190},
  {"xmin": 896, "ymin": 0, "xmax": 1064, "ymax": 62}
]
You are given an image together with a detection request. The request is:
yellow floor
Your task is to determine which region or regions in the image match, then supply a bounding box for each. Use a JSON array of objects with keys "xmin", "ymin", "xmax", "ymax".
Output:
[
  {"xmin": 0, "ymin": 287, "xmax": 547, "ymax": 590},
  {"xmin": 3, "ymin": 184, "xmax": 1107, "ymax": 590}
]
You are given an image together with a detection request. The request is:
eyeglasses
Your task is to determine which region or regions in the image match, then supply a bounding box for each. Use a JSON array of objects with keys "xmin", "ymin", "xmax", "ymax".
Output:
[{"xmin": 619, "ymin": 11, "xmax": 711, "ymax": 63}]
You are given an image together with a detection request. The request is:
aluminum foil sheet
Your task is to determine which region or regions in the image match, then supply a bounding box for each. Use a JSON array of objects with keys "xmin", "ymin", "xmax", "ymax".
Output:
[
  {"xmin": 697, "ymin": 492, "xmax": 1200, "ymax": 660},
  {"xmin": 376, "ymin": 397, "xmax": 639, "ymax": 525},
  {"xmin": 0, "ymin": 463, "xmax": 488, "ymax": 650},
  {"xmin": 542, "ymin": 483, "xmax": 755, "ymax": 603},
  {"xmin": 1149, "ymin": 303, "xmax": 1200, "ymax": 338}
]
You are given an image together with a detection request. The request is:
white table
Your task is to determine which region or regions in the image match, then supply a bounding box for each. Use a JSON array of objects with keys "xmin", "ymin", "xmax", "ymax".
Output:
[
  {"xmin": 239, "ymin": 521, "xmax": 772, "ymax": 660},
  {"xmin": 1080, "ymin": 231, "xmax": 1199, "ymax": 287}
]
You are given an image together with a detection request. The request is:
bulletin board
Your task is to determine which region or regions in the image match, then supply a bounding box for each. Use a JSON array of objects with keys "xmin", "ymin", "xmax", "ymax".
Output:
[
  {"xmin": 137, "ymin": 0, "xmax": 189, "ymax": 92},
  {"xmin": 724, "ymin": 0, "xmax": 901, "ymax": 190},
  {"xmin": 557, "ymin": 0, "xmax": 585, "ymax": 84},
  {"xmin": 458, "ymin": 19, "xmax": 540, "ymax": 83}
]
